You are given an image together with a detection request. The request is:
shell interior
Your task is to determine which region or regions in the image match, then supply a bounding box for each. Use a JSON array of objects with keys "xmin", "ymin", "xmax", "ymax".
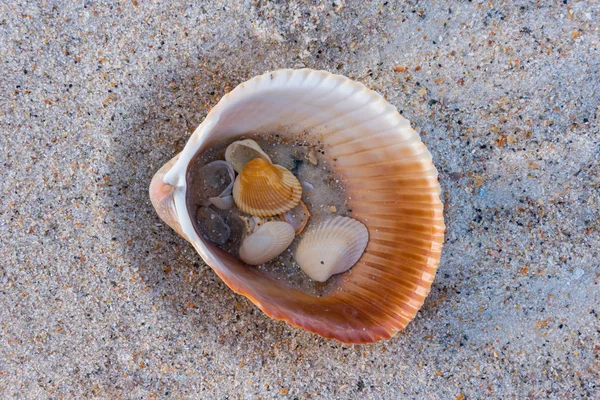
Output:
[{"xmin": 187, "ymin": 160, "xmax": 235, "ymax": 208}]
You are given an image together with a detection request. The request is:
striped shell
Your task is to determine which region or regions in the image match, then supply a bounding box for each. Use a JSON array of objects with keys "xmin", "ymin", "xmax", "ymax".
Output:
[
  {"xmin": 232, "ymin": 158, "xmax": 302, "ymax": 217},
  {"xmin": 149, "ymin": 69, "xmax": 445, "ymax": 344},
  {"xmin": 239, "ymin": 221, "xmax": 295, "ymax": 266},
  {"xmin": 295, "ymin": 217, "xmax": 368, "ymax": 282}
]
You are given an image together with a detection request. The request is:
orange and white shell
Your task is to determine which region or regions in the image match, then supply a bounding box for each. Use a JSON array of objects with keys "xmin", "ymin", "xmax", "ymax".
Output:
[
  {"xmin": 149, "ymin": 69, "xmax": 445, "ymax": 344},
  {"xmin": 232, "ymin": 158, "xmax": 302, "ymax": 217}
]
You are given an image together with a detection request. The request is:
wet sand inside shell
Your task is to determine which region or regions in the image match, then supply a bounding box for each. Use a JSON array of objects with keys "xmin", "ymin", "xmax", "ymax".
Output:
[{"xmin": 186, "ymin": 133, "xmax": 351, "ymax": 296}]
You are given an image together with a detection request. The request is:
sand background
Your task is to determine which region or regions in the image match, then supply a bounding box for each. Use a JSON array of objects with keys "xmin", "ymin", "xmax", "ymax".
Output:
[{"xmin": 1, "ymin": 1, "xmax": 598, "ymax": 398}]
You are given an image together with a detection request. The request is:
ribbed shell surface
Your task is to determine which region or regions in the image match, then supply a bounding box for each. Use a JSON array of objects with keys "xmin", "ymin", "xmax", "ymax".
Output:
[
  {"xmin": 151, "ymin": 69, "xmax": 445, "ymax": 343},
  {"xmin": 233, "ymin": 158, "xmax": 302, "ymax": 217}
]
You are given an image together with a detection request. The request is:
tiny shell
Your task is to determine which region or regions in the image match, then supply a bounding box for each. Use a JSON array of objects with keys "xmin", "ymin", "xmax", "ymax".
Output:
[
  {"xmin": 307, "ymin": 149, "xmax": 318, "ymax": 165},
  {"xmin": 225, "ymin": 139, "xmax": 272, "ymax": 173},
  {"xmin": 193, "ymin": 160, "xmax": 235, "ymax": 206},
  {"xmin": 195, "ymin": 206, "xmax": 231, "ymax": 245},
  {"xmin": 280, "ymin": 200, "xmax": 311, "ymax": 234},
  {"xmin": 301, "ymin": 181, "xmax": 315, "ymax": 191},
  {"xmin": 239, "ymin": 221, "xmax": 295, "ymax": 265},
  {"xmin": 295, "ymin": 216, "xmax": 368, "ymax": 282},
  {"xmin": 208, "ymin": 194, "xmax": 234, "ymax": 210},
  {"xmin": 231, "ymin": 213, "xmax": 264, "ymax": 236},
  {"xmin": 233, "ymin": 158, "xmax": 302, "ymax": 217}
]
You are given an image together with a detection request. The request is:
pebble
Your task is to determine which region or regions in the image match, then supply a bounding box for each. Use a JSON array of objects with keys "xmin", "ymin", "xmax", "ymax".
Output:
[
  {"xmin": 572, "ymin": 268, "xmax": 584, "ymax": 280},
  {"xmin": 308, "ymin": 149, "xmax": 318, "ymax": 165}
]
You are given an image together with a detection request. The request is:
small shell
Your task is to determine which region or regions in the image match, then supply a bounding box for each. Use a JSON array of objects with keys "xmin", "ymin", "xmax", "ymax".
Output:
[
  {"xmin": 233, "ymin": 158, "xmax": 302, "ymax": 217},
  {"xmin": 239, "ymin": 221, "xmax": 295, "ymax": 265},
  {"xmin": 307, "ymin": 149, "xmax": 318, "ymax": 165},
  {"xmin": 230, "ymin": 213, "xmax": 265, "ymax": 235},
  {"xmin": 295, "ymin": 216, "xmax": 369, "ymax": 282},
  {"xmin": 195, "ymin": 206, "xmax": 231, "ymax": 245},
  {"xmin": 280, "ymin": 200, "xmax": 311, "ymax": 235},
  {"xmin": 301, "ymin": 181, "xmax": 315, "ymax": 191},
  {"xmin": 208, "ymin": 194, "xmax": 234, "ymax": 210},
  {"xmin": 191, "ymin": 160, "xmax": 235, "ymax": 207},
  {"xmin": 225, "ymin": 139, "xmax": 272, "ymax": 173}
]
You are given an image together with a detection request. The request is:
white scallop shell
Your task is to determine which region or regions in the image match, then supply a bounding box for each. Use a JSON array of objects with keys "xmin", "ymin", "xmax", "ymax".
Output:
[
  {"xmin": 239, "ymin": 221, "xmax": 295, "ymax": 266},
  {"xmin": 295, "ymin": 216, "xmax": 368, "ymax": 282},
  {"xmin": 225, "ymin": 139, "xmax": 272, "ymax": 173}
]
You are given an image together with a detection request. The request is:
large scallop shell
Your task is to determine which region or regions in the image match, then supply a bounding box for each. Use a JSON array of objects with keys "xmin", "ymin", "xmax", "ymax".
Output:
[
  {"xmin": 239, "ymin": 221, "xmax": 295, "ymax": 265},
  {"xmin": 150, "ymin": 69, "xmax": 445, "ymax": 343},
  {"xmin": 232, "ymin": 158, "xmax": 302, "ymax": 217},
  {"xmin": 295, "ymin": 216, "xmax": 368, "ymax": 282}
]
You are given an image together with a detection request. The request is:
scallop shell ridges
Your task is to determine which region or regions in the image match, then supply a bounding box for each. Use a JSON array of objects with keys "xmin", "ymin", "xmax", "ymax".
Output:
[
  {"xmin": 233, "ymin": 158, "xmax": 302, "ymax": 217},
  {"xmin": 295, "ymin": 216, "xmax": 368, "ymax": 282}
]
